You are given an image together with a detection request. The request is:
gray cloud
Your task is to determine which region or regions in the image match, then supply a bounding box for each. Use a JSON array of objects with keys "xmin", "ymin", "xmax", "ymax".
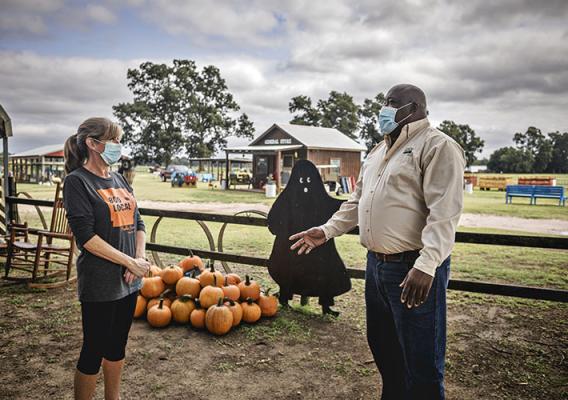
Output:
[{"xmin": 1, "ymin": 0, "xmax": 568, "ymax": 158}]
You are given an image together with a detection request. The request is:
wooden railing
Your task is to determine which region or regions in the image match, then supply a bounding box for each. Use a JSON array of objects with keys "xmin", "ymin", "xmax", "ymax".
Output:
[{"xmin": 7, "ymin": 196, "xmax": 568, "ymax": 303}]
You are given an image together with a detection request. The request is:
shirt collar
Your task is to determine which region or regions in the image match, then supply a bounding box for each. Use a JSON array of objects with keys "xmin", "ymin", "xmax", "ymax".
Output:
[{"xmin": 384, "ymin": 118, "xmax": 430, "ymax": 159}]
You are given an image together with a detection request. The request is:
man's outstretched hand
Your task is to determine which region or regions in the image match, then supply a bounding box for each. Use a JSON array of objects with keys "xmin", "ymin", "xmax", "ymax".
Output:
[
  {"xmin": 289, "ymin": 227, "xmax": 327, "ymax": 255},
  {"xmin": 400, "ymin": 268, "xmax": 434, "ymax": 308}
]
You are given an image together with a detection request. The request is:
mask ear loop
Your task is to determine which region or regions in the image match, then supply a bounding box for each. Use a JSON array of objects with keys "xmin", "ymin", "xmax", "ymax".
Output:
[{"xmin": 397, "ymin": 102, "xmax": 415, "ymax": 124}]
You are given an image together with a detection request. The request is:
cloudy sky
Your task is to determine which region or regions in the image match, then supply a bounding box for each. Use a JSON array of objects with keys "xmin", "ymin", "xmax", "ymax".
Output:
[{"xmin": 1, "ymin": 0, "xmax": 567, "ymax": 157}]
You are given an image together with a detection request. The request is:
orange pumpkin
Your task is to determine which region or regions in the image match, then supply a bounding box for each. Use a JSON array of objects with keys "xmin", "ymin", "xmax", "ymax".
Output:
[
  {"xmin": 205, "ymin": 298, "xmax": 233, "ymax": 336},
  {"xmin": 161, "ymin": 265, "xmax": 183, "ymax": 285},
  {"xmin": 199, "ymin": 282, "xmax": 224, "ymax": 309},
  {"xmin": 147, "ymin": 296, "xmax": 172, "ymax": 311},
  {"xmin": 176, "ymin": 270, "xmax": 201, "ymax": 297},
  {"xmin": 171, "ymin": 295, "xmax": 196, "ymax": 324},
  {"xmin": 241, "ymin": 298, "xmax": 261, "ymax": 323},
  {"xmin": 147, "ymin": 298, "xmax": 172, "ymax": 328},
  {"xmin": 224, "ymin": 299, "xmax": 243, "ymax": 327},
  {"xmin": 179, "ymin": 255, "xmax": 204, "ymax": 273},
  {"xmin": 238, "ymin": 275, "xmax": 260, "ymax": 301},
  {"xmin": 222, "ymin": 284, "xmax": 240, "ymax": 302},
  {"xmin": 198, "ymin": 264, "xmax": 224, "ymax": 288},
  {"xmin": 134, "ymin": 295, "xmax": 147, "ymax": 318},
  {"xmin": 190, "ymin": 300, "xmax": 206, "ymax": 329},
  {"xmin": 225, "ymin": 273, "xmax": 242, "ymax": 286},
  {"xmin": 258, "ymin": 288, "xmax": 279, "ymax": 317},
  {"xmin": 141, "ymin": 273, "xmax": 166, "ymax": 298}
]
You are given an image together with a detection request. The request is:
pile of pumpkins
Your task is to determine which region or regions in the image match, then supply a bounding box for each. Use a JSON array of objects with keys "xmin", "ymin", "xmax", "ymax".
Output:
[{"xmin": 135, "ymin": 255, "xmax": 279, "ymax": 336}]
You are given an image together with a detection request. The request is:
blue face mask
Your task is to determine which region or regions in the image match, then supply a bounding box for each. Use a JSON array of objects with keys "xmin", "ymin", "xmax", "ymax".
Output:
[
  {"xmin": 94, "ymin": 139, "xmax": 122, "ymax": 165},
  {"xmin": 378, "ymin": 102, "xmax": 414, "ymax": 134}
]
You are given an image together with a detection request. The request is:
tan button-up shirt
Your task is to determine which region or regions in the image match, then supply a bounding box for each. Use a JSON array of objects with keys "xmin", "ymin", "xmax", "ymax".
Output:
[{"xmin": 320, "ymin": 118, "xmax": 466, "ymax": 276}]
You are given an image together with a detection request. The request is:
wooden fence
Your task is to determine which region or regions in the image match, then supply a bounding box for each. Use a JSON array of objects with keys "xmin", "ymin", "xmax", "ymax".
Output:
[{"xmin": 6, "ymin": 195, "xmax": 568, "ymax": 303}]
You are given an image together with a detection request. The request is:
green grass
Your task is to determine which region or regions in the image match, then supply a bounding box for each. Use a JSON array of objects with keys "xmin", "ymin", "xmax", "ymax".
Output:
[
  {"xmin": 16, "ymin": 171, "xmax": 568, "ymax": 220},
  {"xmin": 462, "ymin": 189, "xmax": 567, "ymax": 220}
]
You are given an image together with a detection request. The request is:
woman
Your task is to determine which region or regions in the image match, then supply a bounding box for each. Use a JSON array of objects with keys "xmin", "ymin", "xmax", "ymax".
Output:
[{"xmin": 63, "ymin": 117, "xmax": 150, "ymax": 400}]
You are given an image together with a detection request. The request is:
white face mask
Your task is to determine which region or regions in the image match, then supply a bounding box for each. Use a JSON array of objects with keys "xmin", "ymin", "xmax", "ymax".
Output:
[
  {"xmin": 93, "ymin": 138, "xmax": 122, "ymax": 165},
  {"xmin": 378, "ymin": 102, "xmax": 414, "ymax": 134}
]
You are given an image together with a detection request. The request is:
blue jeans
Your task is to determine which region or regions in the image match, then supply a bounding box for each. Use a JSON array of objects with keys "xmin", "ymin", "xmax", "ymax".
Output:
[{"xmin": 365, "ymin": 252, "xmax": 450, "ymax": 400}]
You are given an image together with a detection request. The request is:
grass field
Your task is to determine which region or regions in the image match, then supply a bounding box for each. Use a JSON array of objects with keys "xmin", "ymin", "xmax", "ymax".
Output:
[
  {"xmin": 11, "ymin": 169, "xmax": 568, "ymax": 291},
  {"xmin": 15, "ymin": 171, "xmax": 568, "ymax": 219}
]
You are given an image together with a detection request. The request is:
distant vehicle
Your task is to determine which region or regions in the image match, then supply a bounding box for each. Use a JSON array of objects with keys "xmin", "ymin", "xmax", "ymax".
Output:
[
  {"xmin": 160, "ymin": 165, "xmax": 190, "ymax": 182},
  {"xmin": 171, "ymin": 168, "xmax": 197, "ymax": 187},
  {"xmin": 230, "ymin": 168, "xmax": 252, "ymax": 184}
]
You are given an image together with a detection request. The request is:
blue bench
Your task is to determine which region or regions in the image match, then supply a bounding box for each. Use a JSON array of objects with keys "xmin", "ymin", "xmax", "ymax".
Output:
[
  {"xmin": 506, "ymin": 185, "xmax": 534, "ymax": 204},
  {"xmin": 505, "ymin": 185, "xmax": 565, "ymax": 206},
  {"xmin": 533, "ymin": 185, "xmax": 565, "ymax": 206}
]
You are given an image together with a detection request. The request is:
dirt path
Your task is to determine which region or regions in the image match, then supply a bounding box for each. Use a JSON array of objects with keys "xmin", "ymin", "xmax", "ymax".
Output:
[{"xmin": 138, "ymin": 200, "xmax": 568, "ymax": 236}]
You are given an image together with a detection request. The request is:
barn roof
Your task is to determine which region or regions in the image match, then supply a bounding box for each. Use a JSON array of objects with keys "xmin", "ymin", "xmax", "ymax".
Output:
[
  {"xmin": 11, "ymin": 144, "xmax": 64, "ymax": 158},
  {"xmin": 249, "ymin": 123, "xmax": 366, "ymax": 152}
]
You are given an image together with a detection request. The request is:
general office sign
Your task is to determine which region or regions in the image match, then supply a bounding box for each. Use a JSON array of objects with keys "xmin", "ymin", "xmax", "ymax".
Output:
[{"xmin": 264, "ymin": 138, "xmax": 292, "ymax": 145}]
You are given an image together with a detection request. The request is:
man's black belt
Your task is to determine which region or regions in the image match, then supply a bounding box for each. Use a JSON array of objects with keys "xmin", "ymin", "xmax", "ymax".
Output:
[{"xmin": 373, "ymin": 250, "xmax": 421, "ymax": 263}]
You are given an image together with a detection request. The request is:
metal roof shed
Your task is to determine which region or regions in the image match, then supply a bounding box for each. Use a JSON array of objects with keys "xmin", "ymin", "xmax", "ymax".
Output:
[{"xmin": 225, "ymin": 123, "xmax": 365, "ymax": 191}]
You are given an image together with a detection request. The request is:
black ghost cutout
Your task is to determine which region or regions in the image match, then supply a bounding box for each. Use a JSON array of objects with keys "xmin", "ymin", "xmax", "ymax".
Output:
[{"xmin": 267, "ymin": 160, "xmax": 351, "ymax": 312}]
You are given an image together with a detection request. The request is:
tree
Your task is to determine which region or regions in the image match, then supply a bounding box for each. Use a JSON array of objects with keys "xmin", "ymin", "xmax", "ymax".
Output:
[
  {"xmin": 288, "ymin": 91, "xmax": 360, "ymax": 140},
  {"xmin": 548, "ymin": 131, "xmax": 568, "ymax": 173},
  {"xmin": 288, "ymin": 95, "xmax": 320, "ymax": 126},
  {"xmin": 487, "ymin": 147, "xmax": 534, "ymax": 173},
  {"xmin": 513, "ymin": 126, "xmax": 552, "ymax": 173},
  {"xmin": 317, "ymin": 91, "xmax": 360, "ymax": 140},
  {"xmin": 438, "ymin": 120, "xmax": 484, "ymax": 168},
  {"xmin": 113, "ymin": 60, "xmax": 254, "ymax": 165},
  {"xmin": 358, "ymin": 93, "xmax": 385, "ymax": 151}
]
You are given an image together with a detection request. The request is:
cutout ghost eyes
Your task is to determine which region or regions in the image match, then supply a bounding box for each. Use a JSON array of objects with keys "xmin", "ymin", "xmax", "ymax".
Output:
[
  {"xmin": 307, "ymin": 177, "xmax": 311, "ymax": 183},
  {"xmin": 299, "ymin": 177, "xmax": 303, "ymax": 183}
]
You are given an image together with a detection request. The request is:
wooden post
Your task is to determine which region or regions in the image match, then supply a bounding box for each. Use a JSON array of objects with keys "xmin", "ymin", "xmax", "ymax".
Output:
[
  {"xmin": 275, "ymin": 150, "xmax": 281, "ymax": 192},
  {"xmin": 225, "ymin": 152, "xmax": 229, "ymax": 190},
  {"xmin": 3, "ymin": 136, "xmax": 9, "ymax": 225}
]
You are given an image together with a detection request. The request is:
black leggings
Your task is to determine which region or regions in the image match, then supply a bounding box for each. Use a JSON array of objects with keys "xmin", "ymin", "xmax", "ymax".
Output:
[{"xmin": 77, "ymin": 291, "xmax": 138, "ymax": 375}]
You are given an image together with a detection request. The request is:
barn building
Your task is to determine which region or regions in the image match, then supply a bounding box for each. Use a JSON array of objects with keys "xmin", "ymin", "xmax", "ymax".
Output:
[
  {"xmin": 225, "ymin": 123, "xmax": 365, "ymax": 191},
  {"xmin": 10, "ymin": 144, "xmax": 65, "ymax": 183}
]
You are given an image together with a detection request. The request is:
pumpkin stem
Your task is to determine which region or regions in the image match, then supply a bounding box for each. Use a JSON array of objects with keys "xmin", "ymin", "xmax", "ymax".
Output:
[
  {"xmin": 245, "ymin": 275, "xmax": 251, "ymax": 286},
  {"xmin": 158, "ymin": 298, "xmax": 164, "ymax": 309},
  {"xmin": 246, "ymin": 297, "xmax": 254, "ymax": 305},
  {"xmin": 264, "ymin": 288, "xmax": 271, "ymax": 296},
  {"xmin": 194, "ymin": 298, "xmax": 202, "ymax": 309},
  {"xmin": 188, "ymin": 249, "xmax": 194, "ymax": 257},
  {"xmin": 180, "ymin": 294, "xmax": 193, "ymax": 302},
  {"xmin": 209, "ymin": 263, "xmax": 215, "ymax": 272},
  {"xmin": 217, "ymin": 297, "xmax": 223, "ymax": 307}
]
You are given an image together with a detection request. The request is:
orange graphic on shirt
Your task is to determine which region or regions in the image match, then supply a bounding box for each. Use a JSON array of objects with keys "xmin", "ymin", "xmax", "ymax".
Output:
[{"xmin": 96, "ymin": 188, "xmax": 137, "ymax": 229}]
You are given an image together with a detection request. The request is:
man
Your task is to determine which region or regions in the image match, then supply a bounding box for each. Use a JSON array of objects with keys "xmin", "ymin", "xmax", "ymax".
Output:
[{"xmin": 289, "ymin": 84, "xmax": 465, "ymax": 399}]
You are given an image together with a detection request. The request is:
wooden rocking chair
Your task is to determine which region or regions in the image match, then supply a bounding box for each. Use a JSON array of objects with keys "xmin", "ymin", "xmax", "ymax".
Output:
[{"xmin": 4, "ymin": 183, "xmax": 76, "ymax": 288}]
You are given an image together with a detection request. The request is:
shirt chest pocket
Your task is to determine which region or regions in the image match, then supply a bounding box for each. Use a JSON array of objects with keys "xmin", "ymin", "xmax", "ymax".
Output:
[{"xmin": 386, "ymin": 153, "xmax": 421, "ymax": 187}]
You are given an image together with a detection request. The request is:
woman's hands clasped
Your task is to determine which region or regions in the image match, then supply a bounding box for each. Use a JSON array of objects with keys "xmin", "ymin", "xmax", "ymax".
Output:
[{"xmin": 124, "ymin": 257, "xmax": 151, "ymax": 284}]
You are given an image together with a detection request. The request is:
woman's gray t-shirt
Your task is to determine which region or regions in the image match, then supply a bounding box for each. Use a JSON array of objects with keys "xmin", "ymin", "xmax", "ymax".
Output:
[{"xmin": 63, "ymin": 167, "xmax": 145, "ymax": 302}]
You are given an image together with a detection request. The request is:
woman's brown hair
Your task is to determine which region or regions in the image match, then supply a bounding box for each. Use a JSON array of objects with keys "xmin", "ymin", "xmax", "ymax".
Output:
[{"xmin": 64, "ymin": 117, "xmax": 122, "ymax": 174}]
